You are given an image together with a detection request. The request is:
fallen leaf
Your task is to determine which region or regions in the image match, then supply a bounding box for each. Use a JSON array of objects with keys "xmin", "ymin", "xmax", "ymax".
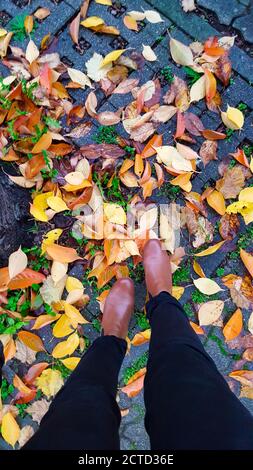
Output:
[
  {"xmin": 190, "ymin": 75, "xmax": 205, "ymax": 102},
  {"xmin": 195, "ymin": 240, "xmax": 225, "ymax": 257},
  {"xmin": 206, "ymin": 189, "xmax": 226, "ymax": 215},
  {"xmin": 18, "ymin": 425, "xmax": 34, "ymax": 448},
  {"xmin": 240, "ymin": 249, "xmax": 253, "ymax": 278},
  {"xmin": 131, "ymin": 329, "xmax": 151, "ymax": 346},
  {"xmin": 198, "ymin": 300, "xmax": 224, "ymax": 325},
  {"xmin": 104, "ymin": 203, "xmax": 126, "ymax": 225},
  {"xmin": 25, "ymin": 40, "xmax": 39, "ymax": 64},
  {"xmin": 17, "ymin": 331, "xmax": 45, "ymax": 352},
  {"xmin": 248, "ymin": 311, "xmax": 253, "ymax": 335},
  {"xmin": 221, "ymin": 105, "xmax": 244, "ymax": 130},
  {"xmin": 121, "ymin": 369, "xmax": 146, "ymax": 397},
  {"xmin": 124, "ymin": 15, "xmax": 138, "ymax": 31},
  {"xmin": 170, "ymin": 38, "xmax": 194, "ymax": 66},
  {"xmin": 81, "ymin": 16, "xmax": 104, "ymax": 28},
  {"xmin": 61, "ymin": 357, "xmax": 81, "ymax": 370},
  {"xmin": 67, "ymin": 67, "xmax": 92, "ymax": 88},
  {"xmin": 194, "ymin": 277, "xmax": 222, "ymax": 295},
  {"xmin": 8, "ymin": 246, "xmax": 27, "ymax": 280},
  {"xmin": 144, "ymin": 10, "xmax": 164, "ymax": 23},
  {"xmin": 1, "ymin": 412, "xmax": 20, "ymax": 448},
  {"xmin": 142, "ymin": 44, "xmax": 157, "ymax": 62},
  {"xmin": 36, "ymin": 369, "xmax": 64, "ymax": 398},
  {"xmin": 200, "ymin": 140, "xmax": 217, "ymax": 167},
  {"xmin": 112, "ymin": 78, "xmax": 139, "ymax": 94},
  {"xmin": 69, "ymin": 13, "xmax": 80, "ymax": 45},
  {"xmin": 182, "ymin": 0, "xmax": 196, "ymax": 12},
  {"xmin": 26, "ymin": 399, "xmax": 50, "ymax": 424},
  {"xmin": 52, "ymin": 332, "xmax": 79, "ymax": 358},
  {"xmin": 34, "ymin": 7, "xmax": 51, "ymax": 20},
  {"xmin": 31, "ymin": 132, "xmax": 52, "ymax": 154},
  {"xmin": 223, "ymin": 308, "xmax": 243, "ymax": 341},
  {"xmin": 46, "ymin": 244, "xmax": 81, "ymax": 263},
  {"xmin": 216, "ymin": 166, "xmax": 245, "ymax": 199},
  {"xmin": 100, "ymin": 49, "xmax": 125, "ymax": 68},
  {"xmin": 219, "ymin": 213, "xmax": 240, "ymax": 240}
]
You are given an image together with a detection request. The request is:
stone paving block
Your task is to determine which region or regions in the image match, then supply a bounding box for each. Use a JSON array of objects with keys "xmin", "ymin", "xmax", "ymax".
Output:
[
  {"xmin": 197, "ymin": 0, "xmax": 246, "ymax": 26},
  {"xmin": 243, "ymin": 112, "xmax": 253, "ymax": 141},
  {"xmin": 222, "ymin": 76, "xmax": 253, "ymax": 110},
  {"xmin": 204, "ymin": 336, "xmax": 233, "ymax": 375},
  {"xmin": 119, "ymin": 390, "xmax": 149, "ymax": 450},
  {"xmin": 233, "ymin": 7, "xmax": 253, "ymax": 44}
]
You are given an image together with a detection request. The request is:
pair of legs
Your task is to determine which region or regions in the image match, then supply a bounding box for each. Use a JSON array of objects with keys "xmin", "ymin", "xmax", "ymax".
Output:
[{"xmin": 24, "ymin": 241, "xmax": 253, "ymax": 450}]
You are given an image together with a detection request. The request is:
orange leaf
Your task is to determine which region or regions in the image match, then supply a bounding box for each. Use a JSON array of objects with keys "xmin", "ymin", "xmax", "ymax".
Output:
[
  {"xmin": 17, "ymin": 331, "xmax": 45, "ymax": 352},
  {"xmin": 39, "ymin": 63, "xmax": 52, "ymax": 94},
  {"xmin": 230, "ymin": 149, "xmax": 250, "ymax": 168},
  {"xmin": 123, "ymin": 15, "xmax": 138, "ymax": 31},
  {"xmin": 24, "ymin": 15, "xmax": 33, "ymax": 34},
  {"xmin": 31, "ymin": 132, "xmax": 52, "ymax": 154},
  {"xmin": 201, "ymin": 129, "xmax": 226, "ymax": 140},
  {"xmin": 32, "ymin": 314, "xmax": 61, "ymax": 330},
  {"xmin": 223, "ymin": 308, "xmax": 243, "ymax": 341},
  {"xmin": 240, "ymin": 249, "xmax": 253, "ymax": 278},
  {"xmin": 4, "ymin": 338, "xmax": 16, "ymax": 362},
  {"xmin": 46, "ymin": 244, "xmax": 81, "ymax": 263},
  {"xmin": 205, "ymin": 69, "xmax": 216, "ymax": 103},
  {"xmin": 190, "ymin": 321, "xmax": 205, "ymax": 335},
  {"xmin": 8, "ymin": 268, "xmax": 45, "ymax": 290},
  {"xmin": 121, "ymin": 368, "xmax": 146, "ymax": 397},
  {"xmin": 141, "ymin": 134, "xmax": 163, "ymax": 158},
  {"xmin": 25, "ymin": 154, "xmax": 46, "ymax": 179},
  {"xmin": 174, "ymin": 110, "xmax": 185, "ymax": 139},
  {"xmin": 134, "ymin": 153, "xmax": 144, "ymax": 177},
  {"xmin": 49, "ymin": 143, "xmax": 73, "ymax": 156},
  {"xmin": 13, "ymin": 374, "xmax": 33, "ymax": 395},
  {"xmin": 206, "ymin": 189, "xmax": 226, "ymax": 215}
]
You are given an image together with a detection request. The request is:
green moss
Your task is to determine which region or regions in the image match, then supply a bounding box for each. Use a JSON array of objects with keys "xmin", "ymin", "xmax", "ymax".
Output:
[
  {"xmin": 1, "ymin": 379, "xmax": 15, "ymax": 401},
  {"xmin": 184, "ymin": 303, "xmax": 195, "ymax": 318},
  {"xmin": 92, "ymin": 318, "xmax": 101, "ymax": 332},
  {"xmin": 9, "ymin": 14, "xmax": 37, "ymax": 41},
  {"xmin": 225, "ymin": 129, "xmax": 234, "ymax": 141},
  {"xmin": 52, "ymin": 360, "xmax": 72, "ymax": 379},
  {"xmin": 208, "ymin": 334, "xmax": 241, "ymax": 360},
  {"xmin": 158, "ymin": 183, "xmax": 181, "ymax": 200},
  {"xmin": 243, "ymin": 144, "xmax": 253, "ymax": 158},
  {"xmin": 172, "ymin": 261, "xmax": 191, "ymax": 285},
  {"xmin": 122, "ymin": 351, "xmax": 148, "ymax": 385},
  {"xmin": 216, "ymin": 267, "xmax": 225, "ymax": 277},
  {"xmin": 191, "ymin": 289, "xmax": 219, "ymax": 304},
  {"xmin": 237, "ymin": 102, "xmax": 247, "ymax": 112},
  {"xmin": 16, "ymin": 403, "xmax": 28, "ymax": 418},
  {"xmin": 160, "ymin": 66, "xmax": 174, "ymax": 84},
  {"xmin": 135, "ymin": 312, "xmax": 150, "ymax": 331},
  {"xmin": 129, "ymin": 262, "xmax": 145, "ymax": 283},
  {"xmin": 94, "ymin": 125, "xmax": 118, "ymax": 144},
  {"xmin": 237, "ymin": 225, "xmax": 253, "ymax": 250}
]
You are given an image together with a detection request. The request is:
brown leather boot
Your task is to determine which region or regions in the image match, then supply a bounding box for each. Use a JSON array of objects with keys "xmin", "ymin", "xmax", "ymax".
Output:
[
  {"xmin": 102, "ymin": 278, "xmax": 134, "ymax": 338},
  {"xmin": 143, "ymin": 239, "xmax": 172, "ymax": 297}
]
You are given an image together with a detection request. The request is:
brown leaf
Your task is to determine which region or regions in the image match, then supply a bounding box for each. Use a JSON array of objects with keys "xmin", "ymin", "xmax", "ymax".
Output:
[
  {"xmin": 202, "ymin": 129, "xmax": 226, "ymax": 140},
  {"xmin": 26, "ymin": 399, "xmax": 50, "ymax": 424},
  {"xmin": 199, "ymin": 140, "xmax": 217, "ymax": 167},
  {"xmin": 112, "ymin": 78, "xmax": 139, "ymax": 94},
  {"xmin": 184, "ymin": 112, "xmax": 204, "ymax": 136},
  {"xmin": 182, "ymin": 206, "xmax": 214, "ymax": 248},
  {"xmin": 69, "ymin": 13, "xmax": 80, "ymax": 45},
  {"xmin": 164, "ymin": 76, "xmax": 189, "ymax": 112},
  {"xmin": 64, "ymin": 122, "xmax": 92, "ymax": 138},
  {"xmin": 216, "ymin": 166, "xmax": 245, "ymax": 199},
  {"xmin": 130, "ymin": 122, "xmax": 155, "ymax": 143},
  {"xmin": 219, "ymin": 213, "xmax": 240, "ymax": 240},
  {"xmin": 18, "ymin": 425, "xmax": 34, "ymax": 448},
  {"xmin": 96, "ymin": 111, "xmax": 121, "ymax": 126},
  {"xmin": 34, "ymin": 8, "xmax": 51, "ymax": 20},
  {"xmin": 80, "ymin": 143, "xmax": 125, "ymax": 159},
  {"xmin": 15, "ymin": 340, "xmax": 37, "ymax": 365},
  {"xmin": 214, "ymin": 51, "xmax": 232, "ymax": 86},
  {"xmin": 85, "ymin": 91, "xmax": 97, "ymax": 117}
]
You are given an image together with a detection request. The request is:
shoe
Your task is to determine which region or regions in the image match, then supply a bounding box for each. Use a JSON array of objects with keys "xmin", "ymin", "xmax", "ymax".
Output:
[
  {"xmin": 143, "ymin": 239, "xmax": 172, "ymax": 297},
  {"xmin": 102, "ymin": 278, "xmax": 134, "ymax": 338}
]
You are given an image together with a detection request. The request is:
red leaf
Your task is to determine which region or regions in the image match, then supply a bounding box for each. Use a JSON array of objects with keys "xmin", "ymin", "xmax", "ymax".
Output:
[
  {"xmin": 174, "ymin": 110, "xmax": 185, "ymax": 139},
  {"xmin": 40, "ymin": 64, "xmax": 52, "ymax": 94},
  {"xmin": 184, "ymin": 112, "xmax": 204, "ymax": 136},
  {"xmin": 24, "ymin": 362, "xmax": 49, "ymax": 385}
]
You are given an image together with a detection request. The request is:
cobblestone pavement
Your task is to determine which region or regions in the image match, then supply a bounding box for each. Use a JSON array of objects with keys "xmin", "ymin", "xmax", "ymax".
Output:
[{"xmin": 1, "ymin": 0, "xmax": 253, "ymax": 450}]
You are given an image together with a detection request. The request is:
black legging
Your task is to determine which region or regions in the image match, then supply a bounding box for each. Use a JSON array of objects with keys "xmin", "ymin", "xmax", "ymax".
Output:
[{"xmin": 17, "ymin": 292, "xmax": 253, "ymax": 449}]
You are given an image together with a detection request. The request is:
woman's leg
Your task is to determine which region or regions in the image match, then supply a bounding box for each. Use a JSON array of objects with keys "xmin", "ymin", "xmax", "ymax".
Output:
[
  {"xmin": 143, "ymin": 240, "xmax": 253, "ymax": 450},
  {"xmin": 24, "ymin": 278, "xmax": 134, "ymax": 450}
]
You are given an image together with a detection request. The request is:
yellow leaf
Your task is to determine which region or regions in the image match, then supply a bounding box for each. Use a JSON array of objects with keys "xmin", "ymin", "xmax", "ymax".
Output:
[
  {"xmin": 33, "ymin": 191, "xmax": 53, "ymax": 210},
  {"xmin": 95, "ymin": 0, "xmax": 112, "ymax": 4},
  {"xmin": 170, "ymin": 172, "xmax": 192, "ymax": 192},
  {"xmin": 64, "ymin": 303, "xmax": 88, "ymax": 325},
  {"xmin": 66, "ymin": 276, "xmax": 83, "ymax": 292},
  {"xmin": 53, "ymin": 314, "xmax": 74, "ymax": 338},
  {"xmin": 100, "ymin": 49, "xmax": 126, "ymax": 68},
  {"xmin": 227, "ymin": 106, "xmax": 244, "ymax": 129},
  {"xmin": 32, "ymin": 314, "xmax": 60, "ymax": 330},
  {"xmin": 52, "ymin": 332, "xmax": 79, "ymax": 358},
  {"xmin": 170, "ymin": 38, "xmax": 194, "ymax": 66},
  {"xmin": 47, "ymin": 196, "xmax": 68, "ymax": 212},
  {"xmin": 193, "ymin": 260, "xmax": 206, "ymax": 278},
  {"xmin": 67, "ymin": 68, "xmax": 92, "ymax": 88},
  {"xmin": 240, "ymin": 248, "xmax": 253, "ymax": 278},
  {"xmin": 1, "ymin": 412, "xmax": 20, "ymax": 448},
  {"xmin": 221, "ymin": 106, "xmax": 244, "ymax": 130},
  {"xmin": 24, "ymin": 15, "xmax": 33, "ymax": 34},
  {"xmin": 239, "ymin": 187, "xmax": 253, "ymax": 203},
  {"xmin": 41, "ymin": 229, "xmax": 63, "ymax": 254},
  {"xmin": 124, "ymin": 15, "xmax": 138, "ymax": 31},
  {"xmin": 32, "ymin": 132, "xmax": 52, "ymax": 154},
  {"xmin": 172, "ymin": 286, "xmax": 184, "ymax": 300},
  {"xmin": 190, "ymin": 75, "xmax": 205, "ymax": 103},
  {"xmin": 0, "ymin": 28, "xmax": 7, "ymax": 38},
  {"xmin": 61, "ymin": 357, "xmax": 81, "ymax": 370},
  {"xmin": 193, "ymin": 277, "xmax": 222, "ymax": 295},
  {"xmin": 30, "ymin": 204, "xmax": 48, "ymax": 222},
  {"xmin": 207, "ymin": 189, "xmax": 226, "ymax": 215},
  {"xmin": 131, "ymin": 329, "xmax": 151, "ymax": 346},
  {"xmin": 81, "ymin": 16, "xmax": 104, "ymax": 28},
  {"xmin": 198, "ymin": 300, "xmax": 224, "ymax": 326},
  {"xmin": 223, "ymin": 308, "xmax": 242, "ymax": 341},
  {"xmin": 195, "ymin": 240, "xmax": 225, "ymax": 257},
  {"xmin": 104, "ymin": 203, "xmax": 126, "ymax": 225},
  {"xmin": 36, "ymin": 369, "xmax": 64, "ymax": 398}
]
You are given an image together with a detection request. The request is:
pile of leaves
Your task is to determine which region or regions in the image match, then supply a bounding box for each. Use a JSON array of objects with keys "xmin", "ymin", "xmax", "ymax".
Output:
[{"xmin": 0, "ymin": 0, "xmax": 253, "ymax": 448}]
